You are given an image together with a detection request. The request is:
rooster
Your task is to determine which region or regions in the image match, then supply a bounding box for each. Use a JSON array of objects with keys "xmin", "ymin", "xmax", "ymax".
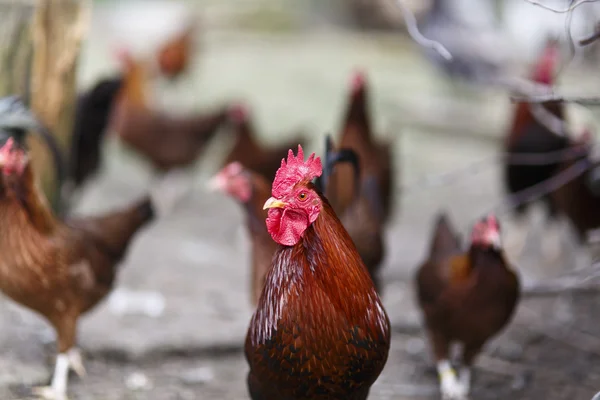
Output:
[
  {"xmin": 503, "ymin": 38, "xmax": 569, "ymax": 260},
  {"xmin": 328, "ymin": 70, "xmax": 394, "ymax": 223},
  {"xmin": 222, "ymin": 103, "xmax": 308, "ymax": 182},
  {"xmin": 415, "ymin": 212, "xmax": 520, "ymax": 399},
  {"xmin": 245, "ymin": 145, "xmax": 390, "ymax": 400},
  {"xmin": 0, "ymin": 137, "xmax": 186, "ymax": 400},
  {"xmin": 109, "ymin": 49, "xmax": 231, "ymax": 171},
  {"xmin": 208, "ymin": 161, "xmax": 276, "ymax": 306},
  {"xmin": 316, "ymin": 135, "xmax": 385, "ymax": 294}
]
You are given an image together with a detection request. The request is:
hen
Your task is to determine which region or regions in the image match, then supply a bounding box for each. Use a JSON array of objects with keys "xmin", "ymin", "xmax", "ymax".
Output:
[
  {"xmin": 208, "ymin": 161, "xmax": 276, "ymax": 306},
  {"xmin": 503, "ymin": 38, "xmax": 569, "ymax": 260},
  {"xmin": 328, "ymin": 70, "xmax": 394, "ymax": 223},
  {"xmin": 222, "ymin": 103, "xmax": 308, "ymax": 182},
  {"xmin": 415, "ymin": 213, "xmax": 520, "ymax": 399},
  {"xmin": 550, "ymin": 128, "xmax": 600, "ymax": 244},
  {"xmin": 109, "ymin": 49, "xmax": 231, "ymax": 171},
  {"xmin": 245, "ymin": 145, "xmax": 390, "ymax": 400},
  {"xmin": 316, "ymin": 135, "xmax": 385, "ymax": 294},
  {"xmin": 0, "ymin": 138, "xmax": 185, "ymax": 400}
]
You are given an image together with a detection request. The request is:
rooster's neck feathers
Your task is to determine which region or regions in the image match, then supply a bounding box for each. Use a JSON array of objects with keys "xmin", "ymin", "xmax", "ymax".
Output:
[{"xmin": 251, "ymin": 195, "xmax": 389, "ymax": 345}]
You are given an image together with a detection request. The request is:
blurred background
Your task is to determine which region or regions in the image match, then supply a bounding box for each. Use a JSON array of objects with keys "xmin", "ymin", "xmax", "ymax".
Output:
[{"xmin": 2, "ymin": 0, "xmax": 600, "ymax": 399}]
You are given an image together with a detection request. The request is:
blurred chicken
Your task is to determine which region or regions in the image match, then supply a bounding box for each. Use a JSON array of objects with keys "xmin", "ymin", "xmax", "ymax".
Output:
[
  {"xmin": 503, "ymin": 39, "xmax": 569, "ymax": 260},
  {"xmin": 222, "ymin": 103, "xmax": 308, "ymax": 182},
  {"xmin": 316, "ymin": 135, "xmax": 385, "ymax": 294},
  {"xmin": 416, "ymin": 212, "xmax": 520, "ymax": 399},
  {"xmin": 69, "ymin": 76, "xmax": 124, "ymax": 190},
  {"xmin": 208, "ymin": 162, "xmax": 276, "ymax": 306},
  {"xmin": 550, "ymin": 128, "xmax": 600, "ymax": 244},
  {"xmin": 246, "ymin": 145, "xmax": 390, "ymax": 399},
  {"xmin": 0, "ymin": 137, "xmax": 186, "ymax": 400},
  {"xmin": 156, "ymin": 22, "xmax": 196, "ymax": 79},
  {"xmin": 109, "ymin": 49, "xmax": 231, "ymax": 171},
  {"xmin": 328, "ymin": 70, "xmax": 394, "ymax": 223}
]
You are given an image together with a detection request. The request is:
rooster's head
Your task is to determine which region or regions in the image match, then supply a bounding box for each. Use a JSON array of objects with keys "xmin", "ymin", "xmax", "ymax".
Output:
[
  {"xmin": 208, "ymin": 161, "xmax": 252, "ymax": 203},
  {"xmin": 470, "ymin": 214, "xmax": 502, "ymax": 251},
  {"xmin": 263, "ymin": 145, "xmax": 322, "ymax": 246},
  {"xmin": 0, "ymin": 138, "xmax": 26, "ymax": 177}
]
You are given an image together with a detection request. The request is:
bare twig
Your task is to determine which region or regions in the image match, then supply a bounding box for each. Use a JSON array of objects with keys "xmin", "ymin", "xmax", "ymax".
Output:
[
  {"xmin": 511, "ymin": 94, "xmax": 600, "ymax": 105},
  {"xmin": 522, "ymin": 278, "xmax": 600, "ymax": 296},
  {"xmin": 524, "ymin": 0, "xmax": 600, "ymax": 13},
  {"xmin": 394, "ymin": 0, "xmax": 452, "ymax": 61},
  {"xmin": 485, "ymin": 158, "xmax": 593, "ymax": 216},
  {"xmin": 580, "ymin": 22, "xmax": 600, "ymax": 46}
]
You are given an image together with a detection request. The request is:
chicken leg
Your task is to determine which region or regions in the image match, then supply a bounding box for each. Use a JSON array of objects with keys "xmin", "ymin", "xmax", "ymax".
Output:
[
  {"xmin": 32, "ymin": 353, "xmax": 71, "ymax": 400},
  {"xmin": 32, "ymin": 347, "xmax": 86, "ymax": 400},
  {"xmin": 437, "ymin": 360, "xmax": 468, "ymax": 400}
]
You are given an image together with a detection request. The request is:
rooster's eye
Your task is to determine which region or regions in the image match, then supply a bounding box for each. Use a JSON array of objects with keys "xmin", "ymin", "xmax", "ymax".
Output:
[{"xmin": 298, "ymin": 192, "xmax": 307, "ymax": 201}]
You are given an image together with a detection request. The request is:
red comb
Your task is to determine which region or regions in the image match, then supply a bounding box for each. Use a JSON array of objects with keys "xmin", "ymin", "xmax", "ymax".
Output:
[
  {"xmin": 271, "ymin": 145, "xmax": 322, "ymax": 198},
  {"xmin": 0, "ymin": 137, "xmax": 15, "ymax": 153},
  {"xmin": 229, "ymin": 103, "xmax": 249, "ymax": 122},
  {"xmin": 113, "ymin": 47, "xmax": 134, "ymax": 68},
  {"xmin": 533, "ymin": 41, "xmax": 559, "ymax": 85},
  {"xmin": 351, "ymin": 69, "xmax": 366, "ymax": 92}
]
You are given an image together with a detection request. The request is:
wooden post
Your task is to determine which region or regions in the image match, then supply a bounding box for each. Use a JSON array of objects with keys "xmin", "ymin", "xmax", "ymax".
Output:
[{"xmin": 0, "ymin": 0, "xmax": 89, "ymax": 207}]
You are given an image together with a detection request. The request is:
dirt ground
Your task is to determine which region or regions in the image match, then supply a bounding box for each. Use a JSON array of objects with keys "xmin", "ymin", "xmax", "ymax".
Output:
[{"xmin": 2, "ymin": 1, "xmax": 600, "ymax": 399}]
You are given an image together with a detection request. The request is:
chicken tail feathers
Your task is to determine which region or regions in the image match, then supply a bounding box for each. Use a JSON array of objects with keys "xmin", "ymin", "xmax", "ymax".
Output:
[
  {"xmin": 148, "ymin": 169, "xmax": 193, "ymax": 217},
  {"xmin": 429, "ymin": 211, "xmax": 461, "ymax": 257}
]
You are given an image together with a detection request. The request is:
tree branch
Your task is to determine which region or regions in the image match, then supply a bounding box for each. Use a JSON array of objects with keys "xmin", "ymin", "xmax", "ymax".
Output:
[
  {"xmin": 524, "ymin": 0, "xmax": 600, "ymax": 13},
  {"xmin": 510, "ymin": 93, "xmax": 600, "ymax": 105},
  {"xmin": 580, "ymin": 22, "xmax": 600, "ymax": 46},
  {"xmin": 394, "ymin": 0, "xmax": 453, "ymax": 61}
]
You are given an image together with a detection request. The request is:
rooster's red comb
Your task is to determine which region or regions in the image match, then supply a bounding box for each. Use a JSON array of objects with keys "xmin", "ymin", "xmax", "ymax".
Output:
[{"xmin": 271, "ymin": 145, "xmax": 322, "ymax": 198}]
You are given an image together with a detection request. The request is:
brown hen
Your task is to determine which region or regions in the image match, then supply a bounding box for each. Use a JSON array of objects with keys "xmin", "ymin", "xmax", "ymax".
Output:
[
  {"xmin": 208, "ymin": 161, "xmax": 276, "ymax": 306},
  {"xmin": 222, "ymin": 103, "xmax": 308, "ymax": 182},
  {"xmin": 317, "ymin": 135, "xmax": 385, "ymax": 294},
  {"xmin": 109, "ymin": 49, "xmax": 230, "ymax": 171},
  {"xmin": 328, "ymin": 70, "xmax": 394, "ymax": 222},
  {"xmin": 0, "ymin": 138, "xmax": 184, "ymax": 400},
  {"xmin": 416, "ymin": 212, "xmax": 520, "ymax": 399}
]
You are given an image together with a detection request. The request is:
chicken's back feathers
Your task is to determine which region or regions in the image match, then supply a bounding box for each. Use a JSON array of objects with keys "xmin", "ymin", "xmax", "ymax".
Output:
[
  {"xmin": 246, "ymin": 194, "xmax": 390, "ymax": 400},
  {"xmin": 70, "ymin": 75, "xmax": 124, "ymax": 187},
  {"xmin": 225, "ymin": 112, "xmax": 308, "ymax": 182},
  {"xmin": 428, "ymin": 212, "xmax": 461, "ymax": 258}
]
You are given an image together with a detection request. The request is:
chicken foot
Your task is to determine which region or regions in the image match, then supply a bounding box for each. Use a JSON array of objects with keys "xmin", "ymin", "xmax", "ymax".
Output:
[
  {"xmin": 437, "ymin": 360, "xmax": 468, "ymax": 400},
  {"xmin": 32, "ymin": 348, "xmax": 86, "ymax": 400}
]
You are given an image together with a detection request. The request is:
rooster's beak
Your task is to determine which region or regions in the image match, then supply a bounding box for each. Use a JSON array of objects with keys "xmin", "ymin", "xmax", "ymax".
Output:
[{"xmin": 263, "ymin": 197, "xmax": 286, "ymax": 210}]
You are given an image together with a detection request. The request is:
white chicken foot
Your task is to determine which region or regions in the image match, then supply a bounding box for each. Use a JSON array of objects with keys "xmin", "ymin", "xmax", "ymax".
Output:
[
  {"xmin": 437, "ymin": 360, "xmax": 468, "ymax": 400},
  {"xmin": 67, "ymin": 347, "xmax": 86, "ymax": 378},
  {"xmin": 32, "ymin": 353, "xmax": 71, "ymax": 400}
]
